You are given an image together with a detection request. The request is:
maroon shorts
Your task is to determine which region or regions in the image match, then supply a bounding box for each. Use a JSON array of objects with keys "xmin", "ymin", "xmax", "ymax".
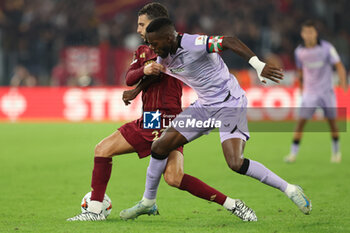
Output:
[{"xmin": 118, "ymin": 119, "xmax": 184, "ymax": 159}]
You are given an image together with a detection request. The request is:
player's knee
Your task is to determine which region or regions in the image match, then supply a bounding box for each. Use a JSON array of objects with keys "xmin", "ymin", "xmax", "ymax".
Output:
[
  {"xmin": 164, "ymin": 169, "xmax": 183, "ymax": 188},
  {"xmin": 227, "ymin": 156, "xmax": 244, "ymax": 172},
  {"xmin": 94, "ymin": 143, "xmax": 109, "ymax": 158},
  {"xmin": 151, "ymin": 139, "xmax": 169, "ymax": 156}
]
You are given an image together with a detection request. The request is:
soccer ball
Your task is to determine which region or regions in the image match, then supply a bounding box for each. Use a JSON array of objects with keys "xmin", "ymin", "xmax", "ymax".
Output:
[{"xmin": 81, "ymin": 192, "xmax": 112, "ymax": 218}]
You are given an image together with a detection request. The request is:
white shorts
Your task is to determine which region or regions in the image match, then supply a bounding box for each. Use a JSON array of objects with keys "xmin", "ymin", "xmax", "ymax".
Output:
[
  {"xmin": 172, "ymin": 94, "xmax": 249, "ymax": 143},
  {"xmin": 300, "ymin": 90, "xmax": 337, "ymax": 119}
]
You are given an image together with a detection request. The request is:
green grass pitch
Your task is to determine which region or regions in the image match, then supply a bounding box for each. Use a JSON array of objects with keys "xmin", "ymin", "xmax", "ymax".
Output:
[{"xmin": 0, "ymin": 122, "xmax": 349, "ymax": 233}]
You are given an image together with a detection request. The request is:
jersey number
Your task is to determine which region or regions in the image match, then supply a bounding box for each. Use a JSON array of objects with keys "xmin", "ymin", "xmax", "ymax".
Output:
[{"xmin": 152, "ymin": 129, "xmax": 165, "ymax": 141}]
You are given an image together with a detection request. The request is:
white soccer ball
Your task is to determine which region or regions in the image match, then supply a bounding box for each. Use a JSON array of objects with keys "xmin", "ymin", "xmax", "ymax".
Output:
[{"xmin": 81, "ymin": 192, "xmax": 112, "ymax": 218}]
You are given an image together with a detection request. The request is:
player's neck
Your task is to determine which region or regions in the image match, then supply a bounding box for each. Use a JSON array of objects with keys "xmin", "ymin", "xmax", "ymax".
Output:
[
  {"xmin": 170, "ymin": 43, "xmax": 178, "ymax": 55},
  {"xmin": 170, "ymin": 32, "xmax": 181, "ymax": 55},
  {"xmin": 304, "ymin": 40, "xmax": 317, "ymax": 48}
]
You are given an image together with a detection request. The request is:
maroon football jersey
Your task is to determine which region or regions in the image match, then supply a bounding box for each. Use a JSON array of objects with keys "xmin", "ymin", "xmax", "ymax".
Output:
[{"xmin": 125, "ymin": 45, "xmax": 183, "ymax": 116}]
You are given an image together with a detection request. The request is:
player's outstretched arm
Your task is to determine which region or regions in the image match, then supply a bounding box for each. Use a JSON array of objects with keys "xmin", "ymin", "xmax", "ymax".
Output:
[
  {"xmin": 122, "ymin": 75, "xmax": 159, "ymax": 105},
  {"xmin": 334, "ymin": 62, "xmax": 348, "ymax": 92},
  {"xmin": 222, "ymin": 36, "xmax": 284, "ymax": 83}
]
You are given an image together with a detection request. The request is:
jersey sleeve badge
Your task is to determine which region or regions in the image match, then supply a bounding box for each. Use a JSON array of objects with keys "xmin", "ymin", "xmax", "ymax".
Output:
[
  {"xmin": 195, "ymin": 35, "xmax": 208, "ymax": 45},
  {"xmin": 207, "ymin": 36, "xmax": 224, "ymax": 53}
]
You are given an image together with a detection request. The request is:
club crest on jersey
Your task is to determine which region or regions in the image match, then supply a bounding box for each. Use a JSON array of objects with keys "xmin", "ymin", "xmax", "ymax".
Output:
[
  {"xmin": 207, "ymin": 36, "xmax": 224, "ymax": 53},
  {"xmin": 140, "ymin": 52, "xmax": 146, "ymax": 58},
  {"xmin": 143, "ymin": 110, "xmax": 161, "ymax": 129}
]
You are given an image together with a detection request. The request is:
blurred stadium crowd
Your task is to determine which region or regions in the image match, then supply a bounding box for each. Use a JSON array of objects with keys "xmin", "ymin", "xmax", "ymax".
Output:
[{"xmin": 0, "ymin": 0, "xmax": 349, "ymax": 86}]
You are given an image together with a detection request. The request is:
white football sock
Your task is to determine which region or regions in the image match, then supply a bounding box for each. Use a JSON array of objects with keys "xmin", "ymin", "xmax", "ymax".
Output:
[
  {"xmin": 142, "ymin": 196, "xmax": 156, "ymax": 207},
  {"xmin": 223, "ymin": 197, "xmax": 236, "ymax": 210},
  {"xmin": 87, "ymin": 200, "xmax": 103, "ymax": 214}
]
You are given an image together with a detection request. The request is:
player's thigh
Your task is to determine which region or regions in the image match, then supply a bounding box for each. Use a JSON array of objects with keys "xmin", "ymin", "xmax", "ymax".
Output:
[
  {"xmin": 321, "ymin": 92, "xmax": 337, "ymax": 119},
  {"xmin": 95, "ymin": 130, "xmax": 135, "ymax": 158},
  {"xmin": 163, "ymin": 150, "xmax": 184, "ymax": 187},
  {"xmin": 151, "ymin": 127, "xmax": 188, "ymax": 155},
  {"xmin": 300, "ymin": 96, "xmax": 318, "ymax": 119}
]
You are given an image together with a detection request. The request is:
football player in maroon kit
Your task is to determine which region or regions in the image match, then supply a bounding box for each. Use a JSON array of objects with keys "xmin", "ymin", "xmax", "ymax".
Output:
[{"xmin": 67, "ymin": 3, "xmax": 252, "ymax": 222}]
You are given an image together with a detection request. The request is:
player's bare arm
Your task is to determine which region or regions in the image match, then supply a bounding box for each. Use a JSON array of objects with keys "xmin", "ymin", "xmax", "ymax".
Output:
[
  {"xmin": 222, "ymin": 36, "xmax": 284, "ymax": 83},
  {"xmin": 334, "ymin": 61, "xmax": 347, "ymax": 92},
  {"xmin": 296, "ymin": 69, "xmax": 303, "ymax": 91},
  {"xmin": 122, "ymin": 75, "xmax": 160, "ymax": 105}
]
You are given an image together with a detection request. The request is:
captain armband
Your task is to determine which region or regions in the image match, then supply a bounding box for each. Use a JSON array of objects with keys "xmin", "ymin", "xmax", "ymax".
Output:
[{"xmin": 206, "ymin": 36, "xmax": 224, "ymax": 53}]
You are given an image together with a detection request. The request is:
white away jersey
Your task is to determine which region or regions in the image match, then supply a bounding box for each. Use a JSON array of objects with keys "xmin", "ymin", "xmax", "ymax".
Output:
[{"xmin": 157, "ymin": 33, "xmax": 245, "ymax": 105}]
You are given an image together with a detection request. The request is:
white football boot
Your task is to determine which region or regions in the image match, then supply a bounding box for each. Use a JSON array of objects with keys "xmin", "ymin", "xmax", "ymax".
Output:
[
  {"xmin": 228, "ymin": 199, "xmax": 257, "ymax": 222},
  {"xmin": 67, "ymin": 211, "xmax": 106, "ymax": 221},
  {"xmin": 284, "ymin": 153, "xmax": 297, "ymax": 163},
  {"xmin": 120, "ymin": 200, "xmax": 159, "ymax": 220},
  {"xmin": 286, "ymin": 184, "xmax": 312, "ymax": 214},
  {"xmin": 331, "ymin": 152, "xmax": 341, "ymax": 163}
]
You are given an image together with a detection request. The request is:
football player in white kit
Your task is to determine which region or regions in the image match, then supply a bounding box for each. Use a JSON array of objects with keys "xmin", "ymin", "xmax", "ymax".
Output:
[
  {"xmin": 122, "ymin": 17, "xmax": 312, "ymax": 221},
  {"xmin": 285, "ymin": 20, "xmax": 347, "ymax": 163}
]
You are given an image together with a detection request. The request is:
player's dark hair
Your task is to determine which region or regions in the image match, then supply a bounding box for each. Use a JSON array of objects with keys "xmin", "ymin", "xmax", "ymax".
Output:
[
  {"xmin": 300, "ymin": 19, "xmax": 320, "ymax": 47},
  {"xmin": 146, "ymin": 17, "xmax": 174, "ymax": 33},
  {"xmin": 138, "ymin": 2, "xmax": 169, "ymax": 20},
  {"xmin": 302, "ymin": 20, "xmax": 317, "ymax": 29}
]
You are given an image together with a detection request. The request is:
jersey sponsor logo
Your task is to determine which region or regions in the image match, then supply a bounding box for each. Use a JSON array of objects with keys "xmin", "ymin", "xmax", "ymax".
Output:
[
  {"xmin": 305, "ymin": 60, "xmax": 324, "ymax": 69},
  {"xmin": 170, "ymin": 67, "xmax": 185, "ymax": 73},
  {"xmin": 195, "ymin": 35, "xmax": 208, "ymax": 45},
  {"xmin": 207, "ymin": 36, "xmax": 224, "ymax": 53},
  {"xmin": 143, "ymin": 110, "xmax": 161, "ymax": 129}
]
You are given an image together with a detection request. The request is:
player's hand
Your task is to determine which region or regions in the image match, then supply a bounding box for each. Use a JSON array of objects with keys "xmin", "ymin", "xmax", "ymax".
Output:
[
  {"xmin": 260, "ymin": 64, "xmax": 284, "ymax": 84},
  {"xmin": 122, "ymin": 89, "xmax": 138, "ymax": 106},
  {"xmin": 144, "ymin": 62, "xmax": 165, "ymax": 76}
]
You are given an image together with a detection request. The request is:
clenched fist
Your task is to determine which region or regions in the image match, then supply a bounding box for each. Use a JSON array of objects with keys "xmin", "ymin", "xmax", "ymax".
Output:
[{"xmin": 144, "ymin": 62, "xmax": 166, "ymax": 76}]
